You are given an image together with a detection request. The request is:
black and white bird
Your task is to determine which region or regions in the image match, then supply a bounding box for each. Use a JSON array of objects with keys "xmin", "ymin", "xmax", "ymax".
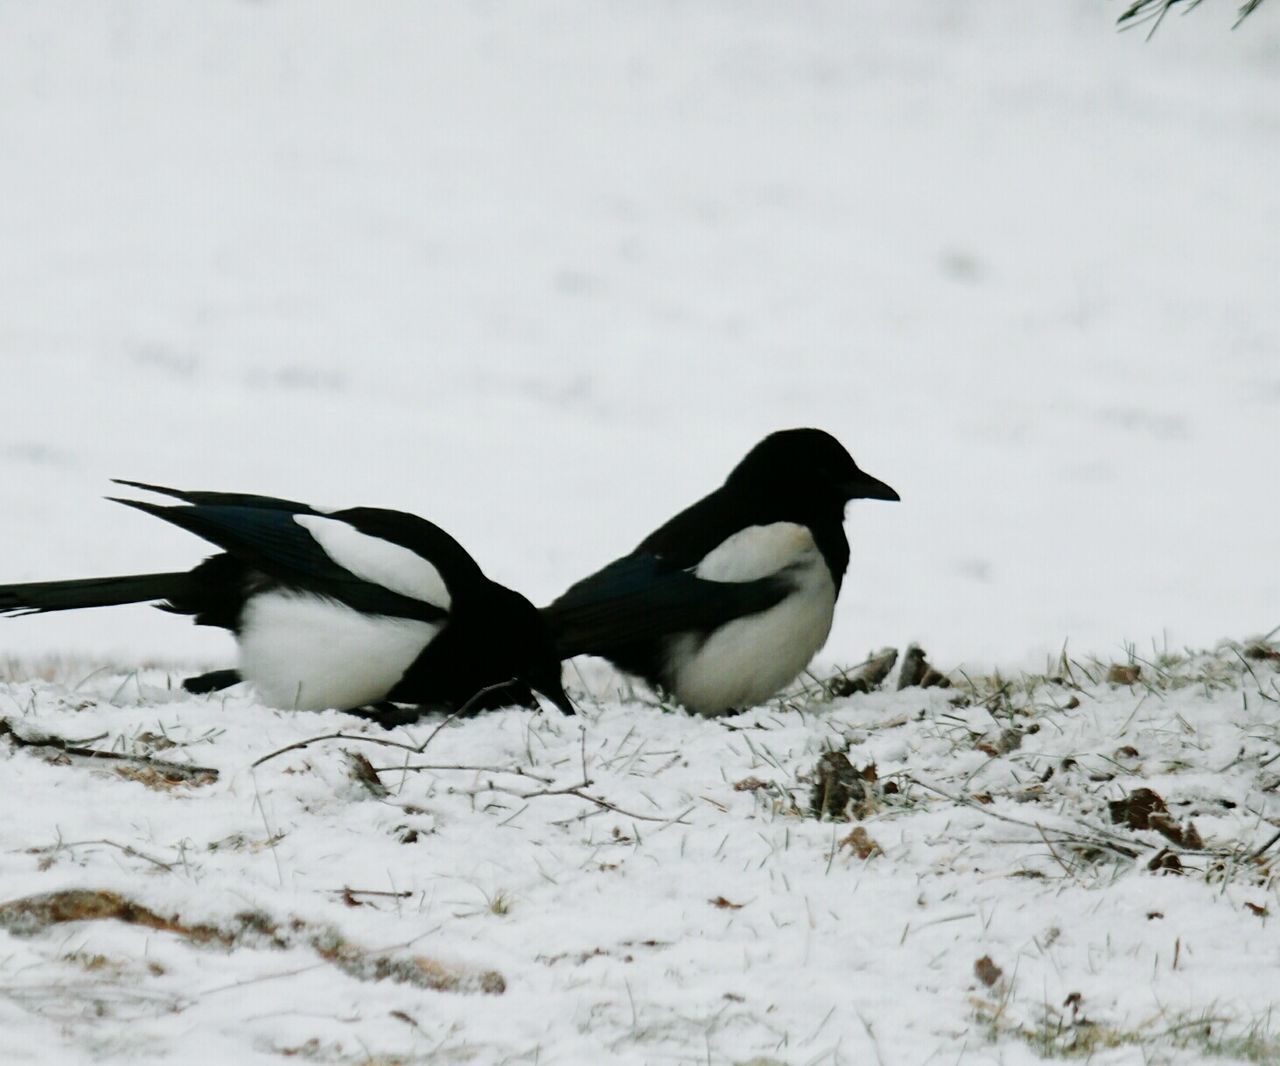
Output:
[
  {"xmin": 544, "ymin": 429, "xmax": 898, "ymax": 715},
  {"xmin": 0, "ymin": 482, "xmax": 571, "ymax": 718}
]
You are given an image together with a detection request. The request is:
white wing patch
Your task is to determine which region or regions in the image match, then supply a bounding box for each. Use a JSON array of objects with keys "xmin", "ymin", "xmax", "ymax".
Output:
[
  {"xmin": 239, "ymin": 590, "xmax": 439, "ymax": 710},
  {"xmin": 294, "ymin": 514, "xmax": 451, "ymax": 610},
  {"xmin": 669, "ymin": 522, "xmax": 836, "ymax": 716},
  {"xmin": 692, "ymin": 522, "xmax": 818, "ymax": 583}
]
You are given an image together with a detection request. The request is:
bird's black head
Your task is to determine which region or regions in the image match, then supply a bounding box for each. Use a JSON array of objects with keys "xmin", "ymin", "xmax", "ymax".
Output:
[
  {"xmin": 484, "ymin": 585, "xmax": 575, "ymax": 715},
  {"xmin": 724, "ymin": 428, "xmax": 900, "ymax": 511}
]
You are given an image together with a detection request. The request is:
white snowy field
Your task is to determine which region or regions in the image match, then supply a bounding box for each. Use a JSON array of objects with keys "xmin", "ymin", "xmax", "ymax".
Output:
[
  {"xmin": 2, "ymin": 642, "xmax": 1279, "ymax": 1065},
  {"xmin": 0, "ymin": 0, "xmax": 1277, "ymax": 669},
  {"xmin": 2, "ymin": 3, "xmax": 1280, "ymax": 1065}
]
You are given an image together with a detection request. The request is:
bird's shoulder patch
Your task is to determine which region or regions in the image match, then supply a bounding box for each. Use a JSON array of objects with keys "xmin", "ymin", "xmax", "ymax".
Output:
[
  {"xmin": 293, "ymin": 514, "xmax": 452, "ymax": 610},
  {"xmin": 692, "ymin": 522, "xmax": 819, "ymax": 584}
]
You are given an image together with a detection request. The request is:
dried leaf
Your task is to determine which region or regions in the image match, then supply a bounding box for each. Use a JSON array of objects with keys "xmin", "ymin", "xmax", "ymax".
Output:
[
  {"xmin": 1147, "ymin": 814, "xmax": 1203, "ymax": 849},
  {"xmin": 974, "ymin": 955, "xmax": 1003, "ymax": 988},
  {"xmin": 0, "ymin": 889, "xmax": 230, "ymax": 944},
  {"xmin": 115, "ymin": 763, "xmax": 217, "ymax": 790},
  {"xmin": 0, "ymin": 889, "xmax": 504, "ymax": 994},
  {"xmin": 977, "ymin": 729, "xmax": 1021, "ymax": 759},
  {"xmin": 344, "ymin": 750, "xmax": 389, "ymax": 798},
  {"xmin": 919, "ymin": 666, "xmax": 952, "ymax": 689},
  {"xmin": 134, "ymin": 731, "xmax": 178, "ymax": 751},
  {"xmin": 809, "ymin": 751, "xmax": 867, "ymax": 821},
  {"xmin": 829, "ymin": 647, "xmax": 899, "ymax": 697},
  {"xmin": 1107, "ymin": 664, "xmax": 1142, "ymax": 685},
  {"xmin": 827, "ymin": 676, "xmax": 869, "ymax": 697},
  {"xmin": 1109, "ymin": 788, "xmax": 1167, "ymax": 830},
  {"xmin": 709, "ymin": 896, "xmax": 744, "ymax": 910},
  {"xmin": 838, "ymin": 827, "xmax": 883, "ymax": 859}
]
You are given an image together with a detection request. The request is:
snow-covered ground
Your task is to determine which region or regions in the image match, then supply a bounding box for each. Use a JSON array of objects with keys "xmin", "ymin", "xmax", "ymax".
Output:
[
  {"xmin": 2, "ymin": 643, "xmax": 1279, "ymax": 1064},
  {"xmin": 1, "ymin": 2, "xmax": 1279, "ymax": 1063}
]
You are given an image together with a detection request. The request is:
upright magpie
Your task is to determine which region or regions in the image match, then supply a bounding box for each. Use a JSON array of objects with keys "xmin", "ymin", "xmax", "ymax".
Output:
[
  {"xmin": 544, "ymin": 428, "xmax": 898, "ymax": 715},
  {"xmin": 0, "ymin": 481, "xmax": 572, "ymax": 718}
]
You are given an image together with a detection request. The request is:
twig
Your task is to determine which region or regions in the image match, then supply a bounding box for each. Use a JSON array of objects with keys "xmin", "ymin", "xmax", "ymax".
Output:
[
  {"xmin": 30, "ymin": 837, "xmax": 175, "ymax": 872},
  {"xmin": 252, "ymin": 731, "xmax": 426, "ymax": 769},
  {"xmin": 473, "ymin": 776, "xmax": 689, "ymax": 824},
  {"xmin": 330, "ymin": 888, "xmax": 413, "ymax": 900},
  {"xmin": 414, "ymin": 709, "xmax": 462, "ymax": 753},
  {"xmin": 371, "ymin": 763, "xmax": 556, "ymax": 784},
  {"xmin": 906, "ymin": 776, "xmax": 1140, "ymax": 859},
  {"xmin": 1118, "ymin": 0, "xmax": 1266, "ymax": 35},
  {"xmin": 1035, "ymin": 823, "xmax": 1078, "ymax": 878},
  {"xmin": 251, "ymin": 680, "xmax": 524, "ymax": 769},
  {"xmin": 247, "ymin": 769, "xmax": 285, "ymax": 887},
  {"xmin": 0, "ymin": 718, "xmax": 218, "ymax": 782},
  {"xmin": 1249, "ymin": 827, "xmax": 1280, "ymax": 860}
]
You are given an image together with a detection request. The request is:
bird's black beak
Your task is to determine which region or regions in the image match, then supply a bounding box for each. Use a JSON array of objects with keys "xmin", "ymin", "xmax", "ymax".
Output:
[
  {"xmin": 844, "ymin": 469, "xmax": 900, "ymax": 502},
  {"xmin": 536, "ymin": 673, "xmax": 576, "ymax": 716}
]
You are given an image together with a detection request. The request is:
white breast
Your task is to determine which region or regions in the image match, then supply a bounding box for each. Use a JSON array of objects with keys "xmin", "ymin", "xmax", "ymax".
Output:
[
  {"xmin": 238, "ymin": 590, "xmax": 440, "ymax": 711},
  {"xmin": 665, "ymin": 522, "xmax": 836, "ymax": 716}
]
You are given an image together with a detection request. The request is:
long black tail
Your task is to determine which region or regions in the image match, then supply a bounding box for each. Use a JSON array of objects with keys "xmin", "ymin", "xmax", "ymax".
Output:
[{"xmin": 0, "ymin": 571, "xmax": 193, "ymax": 616}]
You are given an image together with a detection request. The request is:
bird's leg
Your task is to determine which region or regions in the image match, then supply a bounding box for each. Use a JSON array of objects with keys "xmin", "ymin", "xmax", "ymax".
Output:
[
  {"xmin": 348, "ymin": 680, "xmax": 541, "ymax": 730},
  {"xmin": 347, "ymin": 701, "xmax": 434, "ymax": 728},
  {"xmin": 182, "ymin": 669, "xmax": 242, "ymax": 694}
]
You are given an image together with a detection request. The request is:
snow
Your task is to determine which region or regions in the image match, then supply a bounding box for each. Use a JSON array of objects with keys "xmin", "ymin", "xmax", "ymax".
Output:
[
  {"xmin": 2, "ymin": 646, "xmax": 1279, "ymax": 1064},
  {"xmin": 1, "ymin": 1, "xmax": 1279, "ymax": 1061}
]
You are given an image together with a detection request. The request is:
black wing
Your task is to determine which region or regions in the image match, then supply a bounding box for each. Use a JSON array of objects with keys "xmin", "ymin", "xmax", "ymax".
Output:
[
  {"xmin": 116, "ymin": 482, "xmax": 485, "ymax": 587},
  {"xmin": 111, "ymin": 498, "xmax": 448, "ymax": 623},
  {"xmin": 543, "ymin": 552, "xmax": 792, "ymax": 661}
]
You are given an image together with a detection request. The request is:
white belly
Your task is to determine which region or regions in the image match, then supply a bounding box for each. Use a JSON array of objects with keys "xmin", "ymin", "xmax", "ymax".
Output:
[
  {"xmin": 238, "ymin": 591, "xmax": 439, "ymax": 711},
  {"xmin": 665, "ymin": 523, "xmax": 837, "ymax": 716}
]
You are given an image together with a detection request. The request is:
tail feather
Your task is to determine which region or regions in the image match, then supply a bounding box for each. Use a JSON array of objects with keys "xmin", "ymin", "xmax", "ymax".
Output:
[
  {"xmin": 0, "ymin": 572, "xmax": 192, "ymax": 616},
  {"xmin": 111, "ymin": 480, "xmax": 313, "ymax": 512}
]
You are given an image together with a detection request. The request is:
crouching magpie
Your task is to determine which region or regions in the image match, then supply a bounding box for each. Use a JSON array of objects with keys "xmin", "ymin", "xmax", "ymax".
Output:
[
  {"xmin": 544, "ymin": 428, "xmax": 898, "ymax": 716},
  {"xmin": 0, "ymin": 482, "xmax": 571, "ymax": 718}
]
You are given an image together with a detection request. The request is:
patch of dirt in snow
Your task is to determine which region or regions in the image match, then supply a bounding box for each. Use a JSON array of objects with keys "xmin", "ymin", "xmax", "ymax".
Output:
[{"xmin": 0, "ymin": 639, "xmax": 1279, "ymax": 1064}]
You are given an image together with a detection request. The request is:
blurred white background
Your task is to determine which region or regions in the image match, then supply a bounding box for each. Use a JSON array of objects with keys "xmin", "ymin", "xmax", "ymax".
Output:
[{"xmin": 0, "ymin": 0, "xmax": 1276, "ymax": 670}]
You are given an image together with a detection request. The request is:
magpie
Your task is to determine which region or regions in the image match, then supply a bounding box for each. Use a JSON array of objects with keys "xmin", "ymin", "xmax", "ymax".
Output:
[
  {"xmin": 544, "ymin": 428, "xmax": 898, "ymax": 716},
  {"xmin": 0, "ymin": 481, "xmax": 572, "ymax": 719}
]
